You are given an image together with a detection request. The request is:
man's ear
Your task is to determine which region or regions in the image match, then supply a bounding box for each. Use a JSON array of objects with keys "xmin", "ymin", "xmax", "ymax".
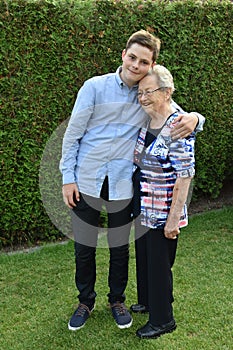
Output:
[
  {"xmin": 148, "ymin": 62, "xmax": 156, "ymax": 73},
  {"xmin": 151, "ymin": 61, "xmax": 156, "ymax": 68},
  {"xmin": 122, "ymin": 49, "xmax": 126, "ymax": 59}
]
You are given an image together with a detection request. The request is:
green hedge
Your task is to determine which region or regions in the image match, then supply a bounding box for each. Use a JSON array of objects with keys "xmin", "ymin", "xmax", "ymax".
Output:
[{"xmin": 1, "ymin": 0, "xmax": 233, "ymax": 247}]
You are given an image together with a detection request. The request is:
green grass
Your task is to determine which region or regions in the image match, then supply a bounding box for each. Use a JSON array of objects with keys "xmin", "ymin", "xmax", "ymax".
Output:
[{"xmin": 1, "ymin": 206, "xmax": 232, "ymax": 350}]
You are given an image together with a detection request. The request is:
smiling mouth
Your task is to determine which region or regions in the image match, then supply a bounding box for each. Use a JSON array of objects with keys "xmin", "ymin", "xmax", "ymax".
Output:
[{"xmin": 128, "ymin": 69, "xmax": 139, "ymax": 75}]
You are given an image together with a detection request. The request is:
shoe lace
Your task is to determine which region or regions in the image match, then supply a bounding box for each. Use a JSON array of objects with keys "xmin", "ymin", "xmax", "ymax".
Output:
[
  {"xmin": 75, "ymin": 304, "xmax": 90, "ymax": 317},
  {"xmin": 112, "ymin": 303, "xmax": 127, "ymax": 316}
]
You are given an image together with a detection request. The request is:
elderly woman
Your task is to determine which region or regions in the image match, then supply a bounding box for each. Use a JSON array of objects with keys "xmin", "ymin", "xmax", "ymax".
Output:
[{"xmin": 132, "ymin": 65, "xmax": 196, "ymax": 339}]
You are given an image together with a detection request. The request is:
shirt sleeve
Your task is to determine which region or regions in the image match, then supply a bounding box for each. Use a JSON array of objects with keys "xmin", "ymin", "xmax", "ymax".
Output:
[
  {"xmin": 169, "ymin": 133, "xmax": 196, "ymax": 178},
  {"xmin": 59, "ymin": 79, "xmax": 95, "ymax": 184},
  {"xmin": 190, "ymin": 112, "xmax": 205, "ymax": 132}
]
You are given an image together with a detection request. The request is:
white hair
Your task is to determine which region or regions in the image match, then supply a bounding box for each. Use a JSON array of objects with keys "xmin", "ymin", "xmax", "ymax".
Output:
[{"xmin": 150, "ymin": 64, "xmax": 175, "ymax": 93}]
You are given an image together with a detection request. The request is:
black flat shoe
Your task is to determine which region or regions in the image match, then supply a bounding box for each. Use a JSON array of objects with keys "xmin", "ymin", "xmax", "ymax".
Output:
[
  {"xmin": 130, "ymin": 304, "xmax": 149, "ymax": 313},
  {"xmin": 136, "ymin": 319, "xmax": 177, "ymax": 339}
]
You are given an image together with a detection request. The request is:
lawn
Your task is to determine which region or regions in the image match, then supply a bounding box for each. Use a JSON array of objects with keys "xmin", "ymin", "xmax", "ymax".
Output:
[{"xmin": 1, "ymin": 206, "xmax": 232, "ymax": 350}]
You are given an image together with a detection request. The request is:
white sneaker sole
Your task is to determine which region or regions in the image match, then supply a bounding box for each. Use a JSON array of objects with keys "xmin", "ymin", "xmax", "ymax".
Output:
[
  {"xmin": 68, "ymin": 305, "xmax": 95, "ymax": 331},
  {"xmin": 68, "ymin": 322, "xmax": 85, "ymax": 331},
  {"xmin": 116, "ymin": 318, "xmax": 133, "ymax": 329}
]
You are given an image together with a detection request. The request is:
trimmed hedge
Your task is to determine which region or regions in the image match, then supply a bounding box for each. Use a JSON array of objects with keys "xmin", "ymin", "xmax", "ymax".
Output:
[{"xmin": 1, "ymin": 0, "xmax": 233, "ymax": 247}]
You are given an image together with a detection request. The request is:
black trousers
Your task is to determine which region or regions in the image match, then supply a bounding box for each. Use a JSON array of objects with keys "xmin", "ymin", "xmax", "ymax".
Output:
[
  {"xmin": 71, "ymin": 177, "xmax": 132, "ymax": 308},
  {"xmin": 135, "ymin": 224, "xmax": 178, "ymax": 325}
]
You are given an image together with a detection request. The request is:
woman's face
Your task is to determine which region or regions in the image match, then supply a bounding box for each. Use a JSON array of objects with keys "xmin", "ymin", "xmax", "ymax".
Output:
[{"xmin": 138, "ymin": 75, "xmax": 168, "ymax": 115}]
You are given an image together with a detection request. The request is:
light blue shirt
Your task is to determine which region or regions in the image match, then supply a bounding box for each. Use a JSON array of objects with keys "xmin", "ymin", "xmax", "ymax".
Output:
[{"xmin": 60, "ymin": 67, "xmax": 204, "ymax": 200}]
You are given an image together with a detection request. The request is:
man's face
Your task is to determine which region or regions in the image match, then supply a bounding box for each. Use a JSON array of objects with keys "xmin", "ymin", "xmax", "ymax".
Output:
[{"xmin": 121, "ymin": 43, "xmax": 154, "ymax": 88}]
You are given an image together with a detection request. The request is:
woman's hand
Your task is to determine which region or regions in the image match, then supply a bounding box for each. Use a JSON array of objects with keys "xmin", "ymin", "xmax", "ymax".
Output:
[{"xmin": 164, "ymin": 224, "xmax": 180, "ymax": 240}]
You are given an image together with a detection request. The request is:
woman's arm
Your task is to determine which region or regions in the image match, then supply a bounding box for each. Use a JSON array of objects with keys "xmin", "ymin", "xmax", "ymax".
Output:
[{"xmin": 164, "ymin": 177, "xmax": 192, "ymax": 239}]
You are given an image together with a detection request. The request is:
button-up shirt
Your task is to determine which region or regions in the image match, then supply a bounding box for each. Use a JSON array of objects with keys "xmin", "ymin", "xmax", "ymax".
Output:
[{"xmin": 60, "ymin": 67, "xmax": 204, "ymax": 200}]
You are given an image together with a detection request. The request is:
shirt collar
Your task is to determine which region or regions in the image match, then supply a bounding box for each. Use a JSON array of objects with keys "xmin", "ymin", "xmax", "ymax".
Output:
[{"xmin": 115, "ymin": 66, "xmax": 138, "ymax": 90}]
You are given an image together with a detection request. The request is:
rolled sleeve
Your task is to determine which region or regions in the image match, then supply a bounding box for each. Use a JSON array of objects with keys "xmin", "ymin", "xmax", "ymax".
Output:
[{"xmin": 169, "ymin": 133, "xmax": 196, "ymax": 176}]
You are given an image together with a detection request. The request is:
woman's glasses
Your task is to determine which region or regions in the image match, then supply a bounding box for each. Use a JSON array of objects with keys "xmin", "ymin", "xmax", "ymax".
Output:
[{"xmin": 137, "ymin": 87, "xmax": 166, "ymax": 98}]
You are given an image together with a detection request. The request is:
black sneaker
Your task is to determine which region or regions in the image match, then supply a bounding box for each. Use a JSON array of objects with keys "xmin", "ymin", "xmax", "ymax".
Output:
[
  {"xmin": 68, "ymin": 303, "xmax": 94, "ymax": 331},
  {"xmin": 110, "ymin": 302, "xmax": 133, "ymax": 329}
]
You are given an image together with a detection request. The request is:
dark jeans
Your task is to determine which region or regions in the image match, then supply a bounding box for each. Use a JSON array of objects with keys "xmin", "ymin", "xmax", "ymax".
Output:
[
  {"xmin": 71, "ymin": 177, "xmax": 132, "ymax": 308},
  {"xmin": 135, "ymin": 224, "xmax": 178, "ymax": 325}
]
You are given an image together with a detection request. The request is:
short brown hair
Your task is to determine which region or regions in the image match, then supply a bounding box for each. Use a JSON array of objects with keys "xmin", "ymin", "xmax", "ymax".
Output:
[{"xmin": 125, "ymin": 29, "xmax": 161, "ymax": 62}]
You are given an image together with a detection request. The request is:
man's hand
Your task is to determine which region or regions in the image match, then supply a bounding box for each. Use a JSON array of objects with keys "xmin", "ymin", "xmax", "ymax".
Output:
[
  {"xmin": 171, "ymin": 113, "xmax": 198, "ymax": 139},
  {"xmin": 62, "ymin": 183, "xmax": 80, "ymax": 209}
]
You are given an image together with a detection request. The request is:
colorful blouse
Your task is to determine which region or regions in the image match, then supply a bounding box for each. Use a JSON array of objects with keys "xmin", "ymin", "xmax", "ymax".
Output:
[{"xmin": 133, "ymin": 112, "xmax": 196, "ymax": 229}]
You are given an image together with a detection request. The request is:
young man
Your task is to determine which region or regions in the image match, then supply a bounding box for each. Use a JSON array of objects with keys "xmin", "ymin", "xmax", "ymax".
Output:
[{"xmin": 60, "ymin": 30, "xmax": 204, "ymax": 331}]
